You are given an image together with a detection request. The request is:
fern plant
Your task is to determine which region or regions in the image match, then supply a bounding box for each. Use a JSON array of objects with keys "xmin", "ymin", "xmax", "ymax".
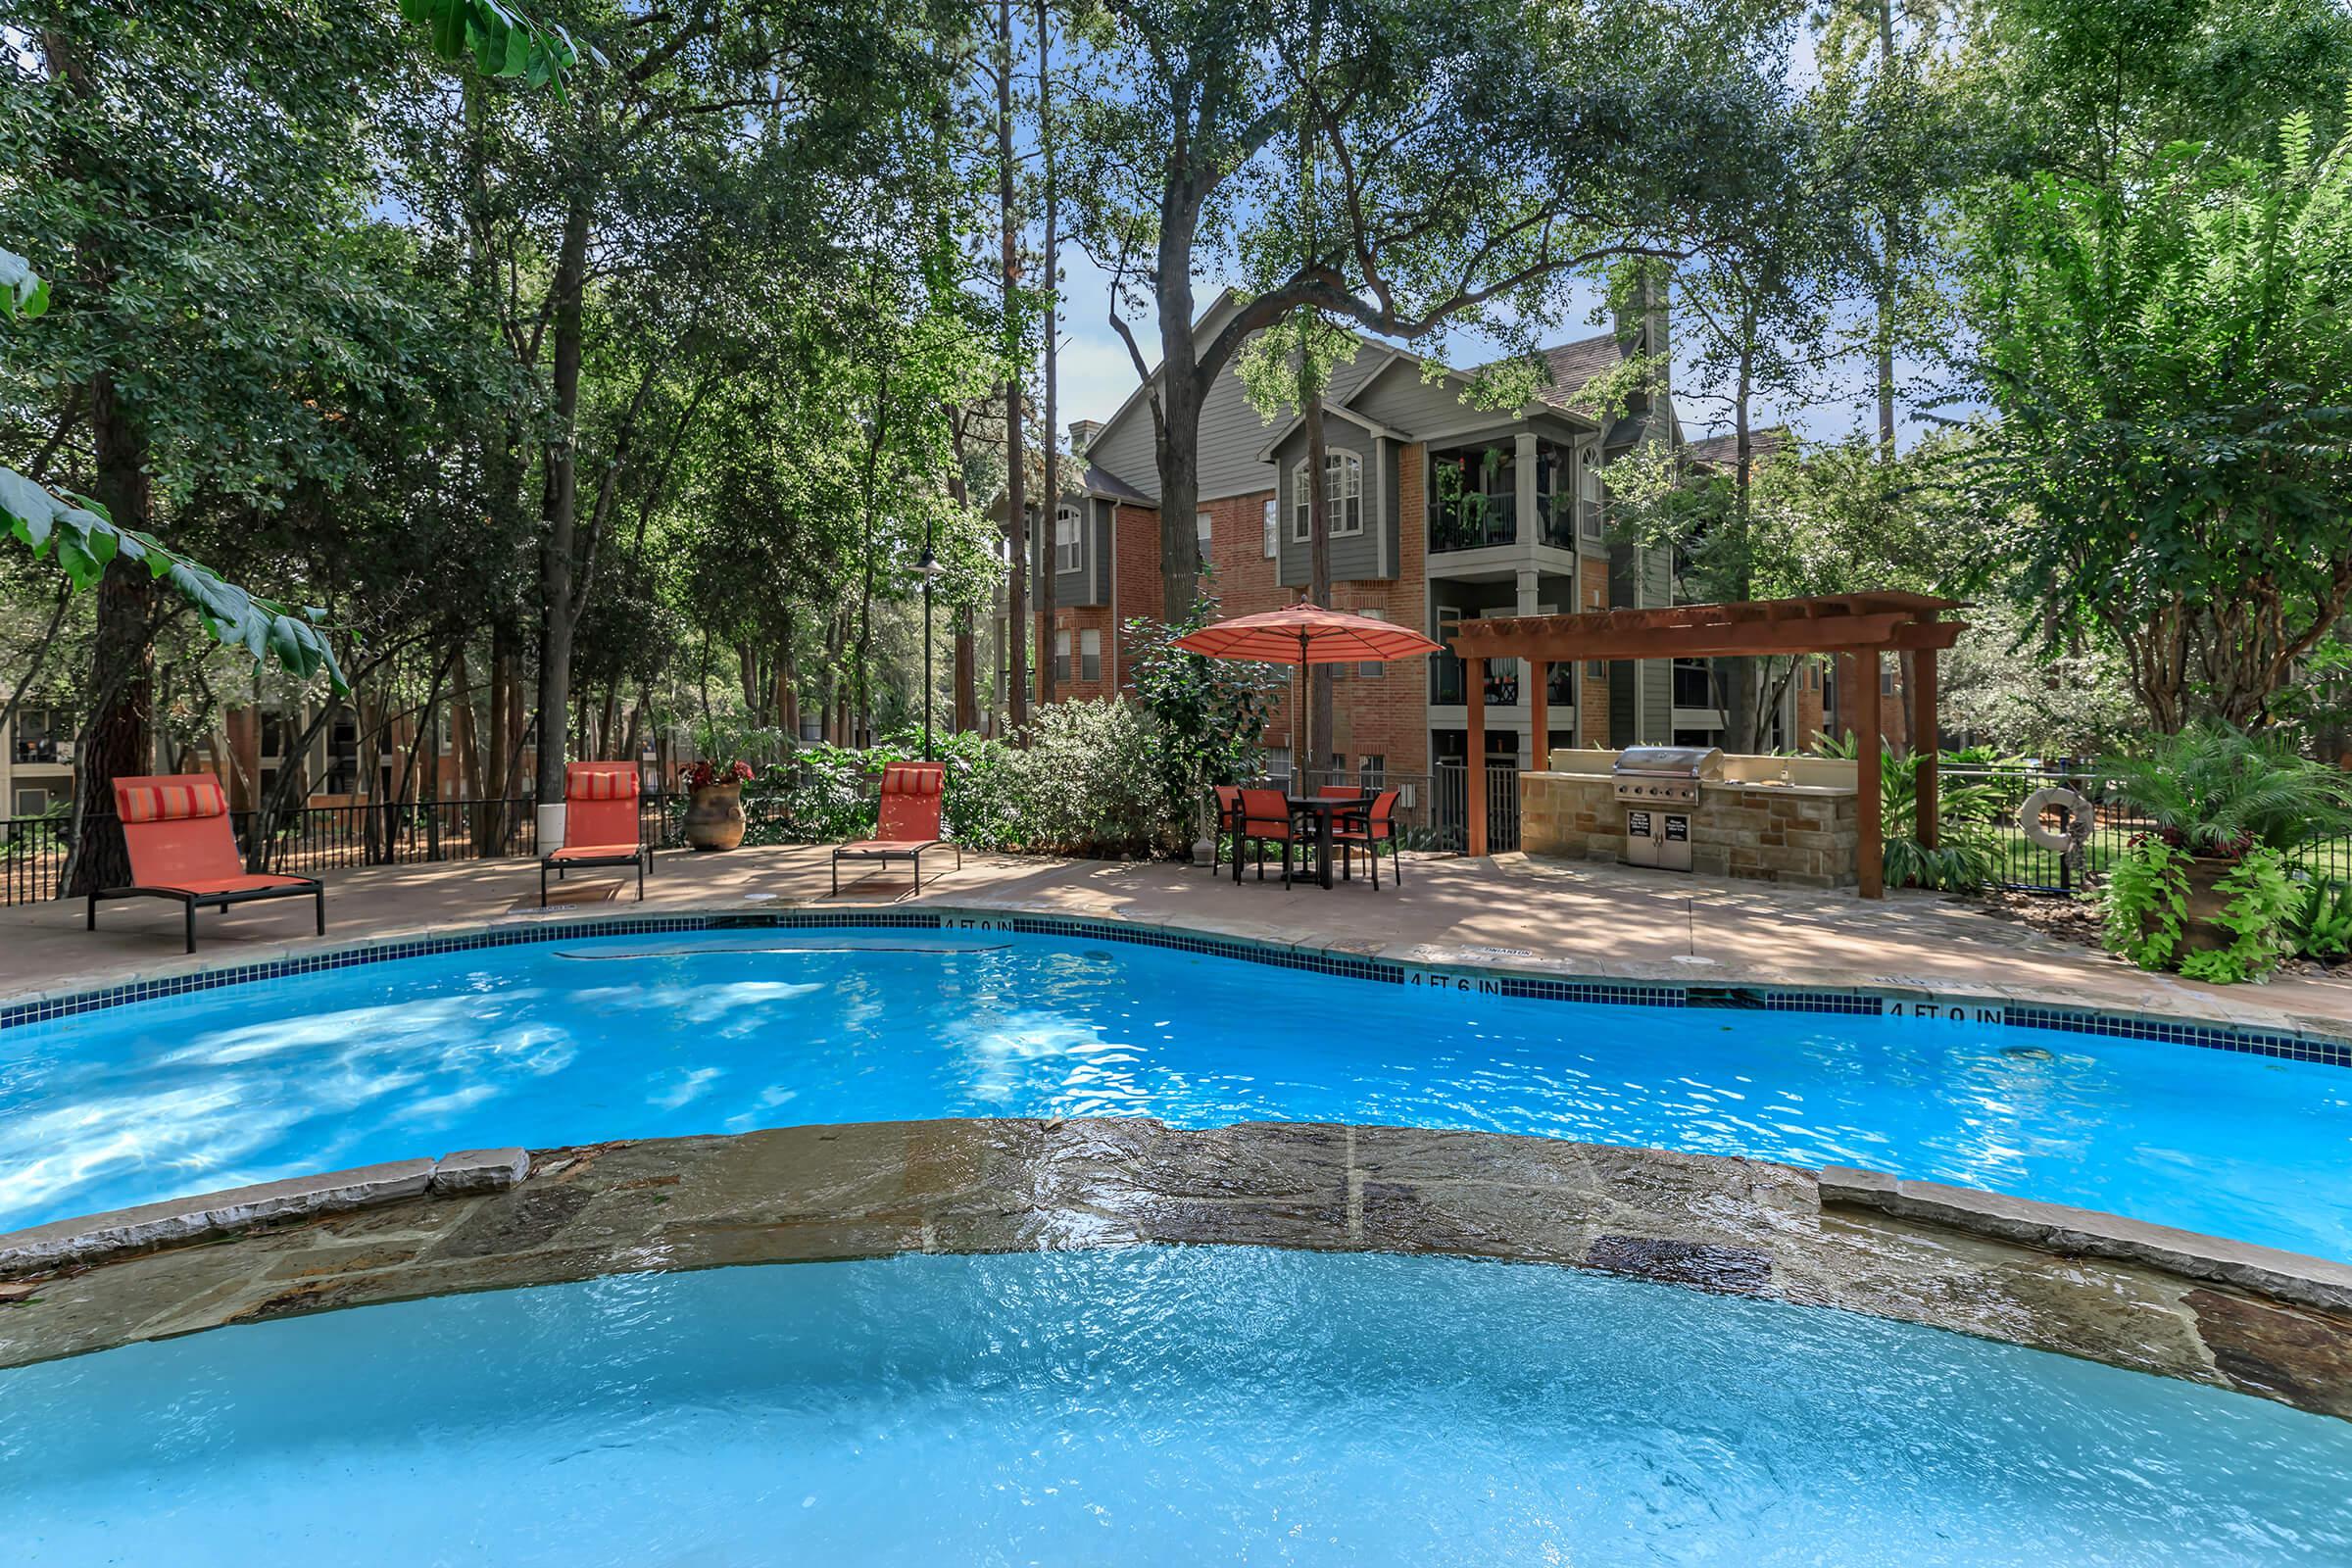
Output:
[
  {"xmin": 1816, "ymin": 735, "xmax": 1998, "ymax": 892},
  {"xmin": 2104, "ymin": 722, "xmax": 2350, "ymax": 857},
  {"xmin": 2291, "ymin": 877, "xmax": 2352, "ymax": 959}
]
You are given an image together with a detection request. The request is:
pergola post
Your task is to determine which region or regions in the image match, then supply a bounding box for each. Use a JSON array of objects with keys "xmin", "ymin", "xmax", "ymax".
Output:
[
  {"xmin": 1465, "ymin": 656, "xmax": 1488, "ymax": 857},
  {"xmin": 1855, "ymin": 651, "xmax": 1883, "ymax": 900},
  {"xmin": 1528, "ymin": 661, "xmax": 1548, "ymax": 772},
  {"xmin": 1916, "ymin": 634, "xmax": 1939, "ymax": 852}
]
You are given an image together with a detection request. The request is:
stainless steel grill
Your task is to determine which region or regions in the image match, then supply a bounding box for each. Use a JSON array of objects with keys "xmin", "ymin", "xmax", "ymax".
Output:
[{"xmin": 1611, "ymin": 745, "xmax": 1724, "ymax": 806}]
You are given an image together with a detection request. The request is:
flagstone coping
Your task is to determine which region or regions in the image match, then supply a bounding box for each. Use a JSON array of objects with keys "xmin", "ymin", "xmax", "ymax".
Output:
[{"xmin": 3, "ymin": 1121, "xmax": 2345, "ymax": 1424}]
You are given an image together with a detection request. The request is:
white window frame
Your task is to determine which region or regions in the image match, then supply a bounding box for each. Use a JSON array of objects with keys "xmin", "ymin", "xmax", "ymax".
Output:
[
  {"xmin": 1262, "ymin": 497, "xmax": 1278, "ymax": 559},
  {"xmin": 1079, "ymin": 627, "xmax": 1102, "ymax": 683},
  {"xmin": 1054, "ymin": 503, "xmax": 1084, "ymax": 574},
  {"xmin": 1291, "ymin": 450, "xmax": 1364, "ymax": 542},
  {"xmin": 1054, "ymin": 628, "xmax": 1073, "ymax": 686}
]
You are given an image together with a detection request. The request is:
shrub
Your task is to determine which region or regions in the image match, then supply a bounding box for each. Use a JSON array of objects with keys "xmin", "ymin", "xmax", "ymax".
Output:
[
  {"xmin": 2290, "ymin": 876, "xmax": 2352, "ymax": 959},
  {"xmin": 2105, "ymin": 722, "xmax": 2350, "ymax": 857},
  {"xmin": 2103, "ymin": 838, "xmax": 2299, "ymax": 983}
]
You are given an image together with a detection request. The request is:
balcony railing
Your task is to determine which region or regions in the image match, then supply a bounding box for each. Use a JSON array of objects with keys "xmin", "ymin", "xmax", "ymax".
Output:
[{"xmin": 1429, "ymin": 494, "xmax": 1517, "ymax": 553}]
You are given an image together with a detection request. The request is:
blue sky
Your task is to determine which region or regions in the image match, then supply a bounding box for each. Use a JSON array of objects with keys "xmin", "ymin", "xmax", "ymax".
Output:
[{"xmin": 1046, "ymin": 238, "xmax": 1944, "ymax": 455}]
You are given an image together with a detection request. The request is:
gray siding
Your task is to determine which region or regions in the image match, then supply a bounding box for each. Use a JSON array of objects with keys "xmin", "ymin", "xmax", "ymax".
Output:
[
  {"xmin": 1350, "ymin": 356, "xmax": 1489, "ymax": 433},
  {"xmin": 1083, "ymin": 326, "xmax": 1391, "ymax": 504},
  {"xmin": 1086, "ymin": 413, "xmax": 1157, "ymax": 502},
  {"xmin": 1032, "ymin": 496, "xmax": 1111, "ymax": 608},
  {"xmin": 1271, "ymin": 420, "xmax": 1389, "ymax": 587}
]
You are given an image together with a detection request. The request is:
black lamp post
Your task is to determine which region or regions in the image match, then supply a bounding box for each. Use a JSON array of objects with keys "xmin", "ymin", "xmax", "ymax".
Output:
[{"xmin": 911, "ymin": 527, "xmax": 945, "ymax": 760}]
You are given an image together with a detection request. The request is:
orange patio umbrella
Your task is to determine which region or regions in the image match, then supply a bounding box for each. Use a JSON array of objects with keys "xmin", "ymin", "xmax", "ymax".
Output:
[{"xmin": 1171, "ymin": 601, "xmax": 1443, "ymax": 780}]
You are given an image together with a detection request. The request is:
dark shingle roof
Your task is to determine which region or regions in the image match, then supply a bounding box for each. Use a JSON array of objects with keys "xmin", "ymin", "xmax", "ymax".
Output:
[
  {"xmin": 1529, "ymin": 333, "xmax": 1633, "ymax": 415},
  {"xmin": 1683, "ymin": 427, "xmax": 1793, "ymax": 469}
]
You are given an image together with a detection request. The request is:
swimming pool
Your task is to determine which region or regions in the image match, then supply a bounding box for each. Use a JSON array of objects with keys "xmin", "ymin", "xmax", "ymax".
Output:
[
  {"xmin": 3, "ymin": 928, "xmax": 2347, "ymax": 1257},
  {"xmin": 2, "ymin": 1248, "xmax": 2345, "ymax": 1565}
]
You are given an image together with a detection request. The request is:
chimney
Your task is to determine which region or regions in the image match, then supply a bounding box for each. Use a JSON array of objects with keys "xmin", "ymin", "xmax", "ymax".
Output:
[
  {"xmin": 1611, "ymin": 264, "xmax": 1671, "ymax": 419},
  {"xmin": 1069, "ymin": 419, "xmax": 1103, "ymax": 460}
]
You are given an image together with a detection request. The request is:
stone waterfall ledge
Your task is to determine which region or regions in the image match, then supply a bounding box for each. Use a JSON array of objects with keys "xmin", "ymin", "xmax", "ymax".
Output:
[
  {"xmin": 0, "ymin": 1149, "xmax": 529, "ymax": 1276},
  {"xmin": 1819, "ymin": 1165, "xmax": 2352, "ymax": 1316},
  {"xmin": 2, "ymin": 1121, "xmax": 2348, "ymax": 1423}
]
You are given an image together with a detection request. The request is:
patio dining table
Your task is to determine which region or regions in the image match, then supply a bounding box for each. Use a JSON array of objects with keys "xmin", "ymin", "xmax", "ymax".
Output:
[{"xmin": 1232, "ymin": 793, "xmax": 1367, "ymax": 890}]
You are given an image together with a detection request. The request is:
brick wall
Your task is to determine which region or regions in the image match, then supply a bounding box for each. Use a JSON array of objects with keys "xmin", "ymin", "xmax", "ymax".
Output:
[{"xmin": 1057, "ymin": 475, "xmax": 1433, "ymax": 780}]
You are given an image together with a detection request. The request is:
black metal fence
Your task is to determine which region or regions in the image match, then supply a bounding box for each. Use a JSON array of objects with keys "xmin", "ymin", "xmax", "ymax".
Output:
[
  {"xmin": 1297, "ymin": 764, "xmax": 1521, "ymax": 855},
  {"xmin": 0, "ymin": 796, "xmax": 679, "ymax": 908},
  {"xmin": 1943, "ymin": 765, "xmax": 2352, "ymax": 895}
]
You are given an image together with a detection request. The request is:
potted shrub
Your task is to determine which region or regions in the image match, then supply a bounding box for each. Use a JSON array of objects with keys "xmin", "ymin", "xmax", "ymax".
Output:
[
  {"xmin": 678, "ymin": 759, "xmax": 754, "ymax": 852},
  {"xmin": 2101, "ymin": 724, "xmax": 2349, "ymax": 982}
]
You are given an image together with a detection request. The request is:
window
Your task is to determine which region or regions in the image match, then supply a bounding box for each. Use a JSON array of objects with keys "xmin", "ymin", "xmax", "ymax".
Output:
[
  {"xmin": 1292, "ymin": 450, "xmax": 1364, "ymax": 541},
  {"xmin": 1580, "ymin": 446, "xmax": 1603, "ymax": 538},
  {"xmin": 1079, "ymin": 628, "xmax": 1102, "ymax": 683},
  {"xmin": 1054, "ymin": 504, "xmax": 1084, "ymax": 573},
  {"xmin": 13, "ymin": 786, "xmax": 52, "ymax": 818},
  {"xmin": 1355, "ymin": 607, "xmax": 1387, "ymax": 678},
  {"xmin": 1261, "ymin": 746, "xmax": 1292, "ymax": 783},
  {"xmin": 11, "ymin": 705, "xmax": 70, "ymax": 765},
  {"xmin": 1881, "ymin": 664, "xmax": 1894, "ymax": 695},
  {"xmin": 1262, "ymin": 497, "xmax": 1278, "ymax": 559},
  {"xmin": 1054, "ymin": 629, "xmax": 1072, "ymax": 686},
  {"xmin": 1197, "ymin": 511, "xmax": 1211, "ymax": 547},
  {"xmin": 1358, "ymin": 755, "xmax": 1386, "ymax": 787}
]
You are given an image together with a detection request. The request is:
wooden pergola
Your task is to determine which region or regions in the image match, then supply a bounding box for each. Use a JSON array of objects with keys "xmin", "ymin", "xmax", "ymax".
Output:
[{"xmin": 1446, "ymin": 592, "xmax": 1967, "ymax": 898}]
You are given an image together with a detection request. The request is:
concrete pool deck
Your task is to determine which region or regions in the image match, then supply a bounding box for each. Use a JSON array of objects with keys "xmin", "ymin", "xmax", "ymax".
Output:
[
  {"xmin": 5, "ymin": 1120, "xmax": 2348, "ymax": 1422},
  {"xmin": 5, "ymin": 843, "xmax": 2351, "ymax": 1039}
]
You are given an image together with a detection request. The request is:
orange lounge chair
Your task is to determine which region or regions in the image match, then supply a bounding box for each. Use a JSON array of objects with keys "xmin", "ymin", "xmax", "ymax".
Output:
[
  {"xmin": 542, "ymin": 761, "xmax": 651, "ymax": 907},
  {"xmin": 89, "ymin": 775, "xmax": 323, "ymax": 954},
  {"xmin": 832, "ymin": 761, "xmax": 960, "ymax": 895}
]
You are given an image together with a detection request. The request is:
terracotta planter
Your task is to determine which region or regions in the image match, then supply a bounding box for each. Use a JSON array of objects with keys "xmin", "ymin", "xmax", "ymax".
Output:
[
  {"xmin": 683, "ymin": 781, "xmax": 746, "ymax": 852},
  {"xmin": 2179, "ymin": 854, "xmax": 2237, "ymax": 954}
]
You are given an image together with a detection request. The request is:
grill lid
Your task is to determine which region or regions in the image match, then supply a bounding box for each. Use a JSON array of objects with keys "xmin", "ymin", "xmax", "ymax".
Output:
[{"xmin": 1614, "ymin": 745, "xmax": 1725, "ymax": 778}]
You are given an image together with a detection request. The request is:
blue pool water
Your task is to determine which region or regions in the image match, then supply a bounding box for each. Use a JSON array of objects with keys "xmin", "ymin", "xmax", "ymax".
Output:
[
  {"xmin": 2, "ymin": 930, "xmax": 2347, "ymax": 1257},
  {"xmin": 3, "ymin": 1249, "xmax": 2347, "ymax": 1565}
]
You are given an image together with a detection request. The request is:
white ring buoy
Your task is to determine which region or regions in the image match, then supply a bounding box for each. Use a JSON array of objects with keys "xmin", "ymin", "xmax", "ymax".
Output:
[{"xmin": 2020, "ymin": 787, "xmax": 2091, "ymax": 853}]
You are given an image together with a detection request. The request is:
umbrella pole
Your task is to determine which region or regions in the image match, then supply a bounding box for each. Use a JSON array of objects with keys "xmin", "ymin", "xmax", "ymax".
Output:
[{"xmin": 1298, "ymin": 629, "xmax": 1310, "ymax": 785}]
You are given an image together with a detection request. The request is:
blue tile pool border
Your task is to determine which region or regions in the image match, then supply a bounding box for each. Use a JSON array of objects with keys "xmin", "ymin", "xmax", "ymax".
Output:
[{"xmin": 2, "ymin": 906, "xmax": 2345, "ymax": 1070}]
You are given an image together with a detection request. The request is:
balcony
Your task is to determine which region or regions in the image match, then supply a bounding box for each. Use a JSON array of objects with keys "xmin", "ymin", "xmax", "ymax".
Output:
[{"xmin": 1429, "ymin": 439, "xmax": 1584, "ymax": 555}]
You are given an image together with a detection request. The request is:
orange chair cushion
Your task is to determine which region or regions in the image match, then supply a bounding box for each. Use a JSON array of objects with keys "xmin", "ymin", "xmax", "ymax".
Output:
[
  {"xmin": 566, "ymin": 764, "xmax": 639, "ymax": 801},
  {"xmin": 872, "ymin": 763, "xmax": 945, "ymax": 845},
  {"xmin": 117, "ymin": 779, "xmax": 228, "ymax": 823},
  {"xmin": 154, "ymin": 872, "xmax": 314, "ymax": 896},
  {"xmin": 549, "ymin": 843, "xmax": 642, "ymax": 862}
]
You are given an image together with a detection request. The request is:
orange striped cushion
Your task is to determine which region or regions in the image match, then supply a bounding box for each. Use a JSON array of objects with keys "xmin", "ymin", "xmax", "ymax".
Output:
[
  {"xmin": 567, "ymin": 765, "xmax": 638, "ymax": 801},
  {"xmin": 881, "ymin": 763, "xmax": 942, "ymax": 798},
  {"xmin": 118, "ymin": 780, "xmax": 228, "ymax": 822}
]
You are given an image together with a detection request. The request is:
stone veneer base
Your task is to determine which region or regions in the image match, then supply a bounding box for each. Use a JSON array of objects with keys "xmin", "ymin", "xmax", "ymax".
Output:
[{"xmin": 3, "ymin": 1121, "xmax": 2348, "ymax": 1426}]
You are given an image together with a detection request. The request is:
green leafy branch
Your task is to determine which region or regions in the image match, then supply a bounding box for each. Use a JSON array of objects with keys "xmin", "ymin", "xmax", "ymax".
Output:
[
  {"xmin": 0, "ymin": 251, "xmax": 348, "ymax": 693},
  {"xmin": 399, "ymin": 0, "xmax": 589, "ymax": 96}
]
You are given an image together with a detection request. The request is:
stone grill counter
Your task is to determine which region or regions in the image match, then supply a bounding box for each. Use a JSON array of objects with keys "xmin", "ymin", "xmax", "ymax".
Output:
[{"xmin": 1521, "ymin": 750, "xmax": 1861, "ymax": 889}]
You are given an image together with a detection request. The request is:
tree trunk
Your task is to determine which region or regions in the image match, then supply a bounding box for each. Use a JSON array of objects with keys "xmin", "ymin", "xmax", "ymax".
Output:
[
  {"xmin": 1875, "ymin": 0, "xmax": 1897, "ymax": 458},
  {"xmin": 67, "ymin": 369, "xmax": 156, "ymax": 898},
  {"xmin": 998, "ymin": 0, "xmax": 1029, "ymax": 730},
  {"xmin": 1035, "ymin": 0, "xmax": 1059, "ymax": 707},
  {"xmin": 1152, "ymin": 205, "xmax": 1205, "ymax": 620},
  {"xmin": 954, "ymin": 609, "xmax": 978, "ymax": 731},
  {"xmin": 534, "ymin": 184, "xmax": 594, "ymax": 804},
  {"xmin": 1304, "ymin": 358, "xmax": 1333, "ymax": 775}
]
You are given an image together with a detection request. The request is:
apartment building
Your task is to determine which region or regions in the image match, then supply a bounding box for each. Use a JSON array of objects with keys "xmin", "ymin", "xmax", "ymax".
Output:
[{"xmin": 1027, "ymin": 286, "xmax": 1798, "ymax": 780}]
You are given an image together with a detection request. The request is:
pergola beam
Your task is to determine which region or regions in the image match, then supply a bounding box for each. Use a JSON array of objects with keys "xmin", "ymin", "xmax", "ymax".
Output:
[{"xmin": 1438, "ymin": 591, "xmax": 1968, "ymax": 901}]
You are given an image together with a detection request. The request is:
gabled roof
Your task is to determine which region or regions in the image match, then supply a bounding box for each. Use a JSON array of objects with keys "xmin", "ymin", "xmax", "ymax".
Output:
[
  {"xmin": 1252, "ymin": 401, "xmax": 1413, "ymax": 463},
  {"xmin": 1683, "ymin": 427, "xmax": 1793, "ymax": 469},
  {"xmin": 1078, "ymin": 462, "xmax": 1150, "ymax": 505}
]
